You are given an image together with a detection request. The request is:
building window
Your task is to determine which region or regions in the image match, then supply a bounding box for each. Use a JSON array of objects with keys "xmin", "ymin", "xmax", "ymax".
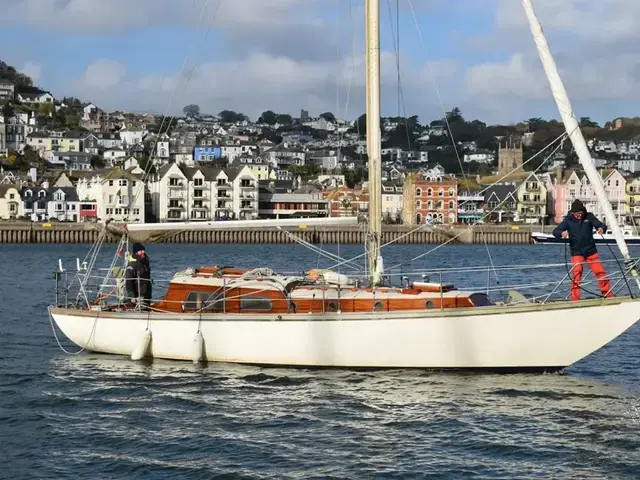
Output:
[
  {"xmin": 427, "ymin": 200, "xmax": 433, "ymax": 209},
  {"xmin": 448, "ymin": 188, "xmax": 455, "ymax": 196},
  {"xmin": 427, "ymin": 188, "xmax": 433, "ymax": 196},
  {"xmin": 448, "ymin": 201, "xmax": 454, "ymax": 209},
  {"xmin": 416, "ymin": 200, "xmax": 422, "ymax": 209},
  {"xmin": 115, "ymin": 208, "xmax": 122, "ymax": 215},
  {"xmin": 133, "ymin": 208, "xmax": 140, "ymax": 215},
  {"xmin": 437, "ymin": 200, "xmax": 443, "ymax": 209},
  {"xmin": 194, "ymin": 178, "xmax": 203, "ymax": 186},
  {"xmin": 119, "ymin": 180, "xmax": 128, "ymax": 187},
  {"xmin": 416, "ymin": 188, "xmax": 422, "ymax": 197},
  {"xmin": 108, "ymin": 180, "xmax": 114, "ymax": 186},
  {"xmin": 9, "ymin": 193, "xmax": 14, "ymax": 199},
  {"xmin": 56, "ymin": 203, "xmax": 63, "ymax": 211},
  {"xmin": 438, "ymin": 188, "xmax": 444, "ymax": 197}
]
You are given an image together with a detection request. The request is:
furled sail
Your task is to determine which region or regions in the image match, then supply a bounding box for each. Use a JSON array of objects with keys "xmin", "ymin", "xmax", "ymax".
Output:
[{"xmin": 119, "ymin": 217, "xmax": 360, "ymax": 243}]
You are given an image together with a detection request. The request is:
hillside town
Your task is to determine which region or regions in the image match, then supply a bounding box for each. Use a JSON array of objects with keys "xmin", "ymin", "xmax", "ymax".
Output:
[{"xmin": 1, "ymin": 62, "xmax": 640, "ymax": 229}]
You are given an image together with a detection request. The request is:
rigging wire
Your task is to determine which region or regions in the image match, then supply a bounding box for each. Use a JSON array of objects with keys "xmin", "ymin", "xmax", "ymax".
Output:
[
  {"xmin": 407, "ymin": 140, "xmax": 562, "ymax": 264},
  {"xmin": 324, "ymin": 130, "xmax": 569, "ymax": 273},
  {"xmin": 405, "ymin": 0, "xmax": 502, "ymax": 282},
  {"xmin": 132, "ymin": 0, "xmax": 222, "ymax": 209},
  {"xmin": 384, "ymin": 0, "xmax": 412, "ymax": 154}
]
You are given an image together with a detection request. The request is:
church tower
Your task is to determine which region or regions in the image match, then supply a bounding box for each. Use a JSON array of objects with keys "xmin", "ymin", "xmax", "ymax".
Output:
[{"xmin": 498, "ymin": 136, "xmax": 524, "ymax": 176}]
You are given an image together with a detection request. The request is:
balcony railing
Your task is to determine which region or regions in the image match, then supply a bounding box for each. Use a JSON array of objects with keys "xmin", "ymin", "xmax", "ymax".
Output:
[
  {"xmin": 216, "ymin": 183, "xmax": 231, "ymax": 189},
  {"xmin": 167, "ymin": 190, "xmax": 184, "ymax": 199},
  {"xmin": 167, "ymin": 203, "xmax": 184, "ymax": 210},
  {"xmin": 239, "ymin": 182, "xmax": 255, "ymax": 189}
]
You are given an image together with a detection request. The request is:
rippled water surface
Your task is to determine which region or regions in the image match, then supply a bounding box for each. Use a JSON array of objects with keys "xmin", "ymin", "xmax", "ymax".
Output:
[{"xmin": 2, "ymin": 243, "xmax": 640, "ymax": 479}]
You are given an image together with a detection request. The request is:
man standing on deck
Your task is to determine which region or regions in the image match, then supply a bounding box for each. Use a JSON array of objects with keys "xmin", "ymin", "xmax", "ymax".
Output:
[
  {"xmin": 552, "ymin": 199, "xmax": 613, "ymax": 301},
  {"xmin": 125, "ymin": 242, "xmax": 152, "ymax": 311}
]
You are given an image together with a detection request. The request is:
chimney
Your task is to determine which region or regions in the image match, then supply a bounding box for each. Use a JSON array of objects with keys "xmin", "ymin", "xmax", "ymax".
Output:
[{"xmin": 29, "ymin": 167, "xmax": 37, "ymax": 183}]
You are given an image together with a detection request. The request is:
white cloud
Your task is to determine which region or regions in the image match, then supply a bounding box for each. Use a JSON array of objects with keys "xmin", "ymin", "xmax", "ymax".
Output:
[
  {"xmin": 20, "ymin": 61, "xmax": 42, "ymax": 84},
  {"xmin": 69, "ymin": 50, "xmax": 448, "ymax": 119},
  {"xmin": 80, "ymin": 60, "xmax": 127, "ymax": 89},
  {"xmin": 4, "ymin": 0, "xmax": 640, "ymax": 123},
  {"xmin": 0, "ymin": 0, "xmax": 324, "ymax": 32}
]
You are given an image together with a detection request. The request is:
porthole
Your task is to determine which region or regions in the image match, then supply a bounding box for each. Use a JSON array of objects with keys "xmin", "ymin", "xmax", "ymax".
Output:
[
  {"xmin": 425, "ymin": 300, "xmax": 435, "ymax": 309},
  {"xmin": 288, "ymin": 301, "xmax": 297, "ymax": 313},
  {"xmin": 328, "ymin": 302, "xmax": 338, "ymax": 312},
  {"xmin": 374, "ymin": 301, "xmax": 384, "ymax": 311}
]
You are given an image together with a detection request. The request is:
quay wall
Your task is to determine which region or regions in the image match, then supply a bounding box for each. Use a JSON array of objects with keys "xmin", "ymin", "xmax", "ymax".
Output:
[{"xmin": 0, "ymin": 222, "xmax": 535, "ymax": 245}]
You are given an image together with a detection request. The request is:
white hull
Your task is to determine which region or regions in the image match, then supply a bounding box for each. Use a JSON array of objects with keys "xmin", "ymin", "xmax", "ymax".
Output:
[{"xmin": 50, "ymin": 298, "xmax": 640, "ymax": 370}]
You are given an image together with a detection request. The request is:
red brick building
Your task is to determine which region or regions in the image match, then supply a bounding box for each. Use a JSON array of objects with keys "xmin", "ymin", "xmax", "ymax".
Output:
[
  {"xmin": 410, "ymin": 174, "xmax": 458, "ymax": 225},
  {"xmin": 323, "ymin": 186, "xmax": 369, "ymax": 217}
]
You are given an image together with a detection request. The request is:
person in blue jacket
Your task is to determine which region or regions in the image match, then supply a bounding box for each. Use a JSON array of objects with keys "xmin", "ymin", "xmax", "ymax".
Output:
[{"xmin": 552, "ymin": 199, "xmax": 612, "ymax": 301}]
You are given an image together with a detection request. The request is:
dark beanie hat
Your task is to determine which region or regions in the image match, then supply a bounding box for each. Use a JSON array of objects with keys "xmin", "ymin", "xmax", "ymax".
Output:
[
  {"xmin": 571, "ymin": 199, "xmax": 585, "ymax": 212},
  {"xmin": 132, "ymin": 242, "xmax": 145, "ymax": 253}
]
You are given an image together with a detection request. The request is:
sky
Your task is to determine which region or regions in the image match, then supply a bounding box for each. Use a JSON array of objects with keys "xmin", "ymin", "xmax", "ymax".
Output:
[{"xmin": 1, "ymin": 0, "xmax": 640, "ymax": 125}]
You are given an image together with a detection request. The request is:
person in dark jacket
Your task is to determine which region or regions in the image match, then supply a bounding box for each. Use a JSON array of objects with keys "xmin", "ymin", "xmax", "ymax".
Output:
[
  {"xmin": 125, "ymin": 242, "xmax": 152, "ymax": 310},
  {"xmin": 552, "ymin": 199, "xmax": 612, "ymax": 301}
]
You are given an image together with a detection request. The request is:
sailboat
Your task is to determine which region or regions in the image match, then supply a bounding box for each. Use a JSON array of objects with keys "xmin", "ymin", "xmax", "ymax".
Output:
[{"xmin": 48, "ymin": 0, "xmax": 640, "ymax": 370}]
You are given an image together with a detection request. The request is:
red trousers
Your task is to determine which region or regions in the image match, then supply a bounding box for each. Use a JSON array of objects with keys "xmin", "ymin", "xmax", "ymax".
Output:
[{"xmin": 570, "ymin": 253, "xmax": 613, "ymax": 301}]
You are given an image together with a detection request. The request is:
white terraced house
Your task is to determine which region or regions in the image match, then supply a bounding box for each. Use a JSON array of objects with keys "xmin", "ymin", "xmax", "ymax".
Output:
[
  {"xmin": 149, "ymin": 164, "xmax": 258, "ymax": 222},
  {"xmin": 75, "ymin": 170, "xmax": 146, "ymax": 223}
]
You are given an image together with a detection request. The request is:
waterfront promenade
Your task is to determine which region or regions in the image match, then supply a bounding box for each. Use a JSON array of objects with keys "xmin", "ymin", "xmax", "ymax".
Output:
[{"xmin": 0, "ymin": 221, "xmax": 537, "ymax": 244}]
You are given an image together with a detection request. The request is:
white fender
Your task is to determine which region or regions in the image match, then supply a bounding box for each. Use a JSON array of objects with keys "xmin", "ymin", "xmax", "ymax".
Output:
[
  {"xmin": 131, "ymin": 329, "xmax": 152, "ymax": 361},
  {"xmin": 191, "ymin": 331, "xmax": 204, "ymax": 364}
]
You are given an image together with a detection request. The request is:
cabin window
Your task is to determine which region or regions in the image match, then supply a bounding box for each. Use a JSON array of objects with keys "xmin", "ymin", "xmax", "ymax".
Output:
[
  {"xmin": 183, "ymin": 291, "xmax": 224, "ymax": 311},
  {"xmin": 469, "ymin": 293, "xmax": 493, "ymax": 307},
  {"xmin": 241, "ymin": 296, "xmax": 272, "ymax": 311},
  {"xmin": 373, "ymin": 301, "xmax": 384, "ymax": 311},
  {"xmin": 425, "ymin": 300, "xmax": 435, "ymax": 309},
  {"xmin": 327, "ymin": 302, "xmax": 338, "ymax": 312}
]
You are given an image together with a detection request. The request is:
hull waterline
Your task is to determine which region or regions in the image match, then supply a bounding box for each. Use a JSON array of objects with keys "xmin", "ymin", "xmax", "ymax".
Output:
[{"xmin": 49, "ymin": 298, "xmax": 640, "ymax": 370}]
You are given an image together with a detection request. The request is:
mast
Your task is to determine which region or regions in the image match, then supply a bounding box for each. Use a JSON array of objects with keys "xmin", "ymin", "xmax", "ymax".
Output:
[
  {"xmin": 521, "ymin": 0, "xmax": 640, "ymax": 289},
  {"xmin": 366, "ymin": 0, "xmax": 383, "ymax": 284}
]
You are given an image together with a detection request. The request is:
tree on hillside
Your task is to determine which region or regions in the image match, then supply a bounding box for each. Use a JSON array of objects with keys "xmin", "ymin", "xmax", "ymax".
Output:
[
  {"xmin": 61, "ymin": 97, "xmax": 84, "ymax": 108},
  {"xmin": 320, "ymin": 112, "xmax": 336, "ymax": 123},
  {"xmin": 91, "ymin": 155, "xmax": 105, "ymax": 169},
  {"xmin": 259, "ymin": 110, "xmax": 278, "ymax": 125},
  {"xmin": 579, "ymin": 117, "xmax": 599, "ymax": 128},
  {"xmin": 276, "ymin": 113, "xmax": 293, "ymax": 125},
  {"xmin": 260, "ymin": 127, "xmax": 282, "ymax": 144},
  {"xmin": 445, "ymin": 107, "xmax": 464, "ymax": 123},
  {"xmin": 352, "ymin": 113, "xmax": 382, "ymax": 136},
  {"xmin": 2, "ymin": 103, "xmax": 14, "ymax": 120},
  {"xmin": 218, "ymin": 110, "xmax": 247, "ymax": 123},
  {"xmin": 384, "ymin": 124, "xmax": 416, "ymax": 150},
  {"xmin": 0, "ymin": 60, "xmax": 34, "ymax": 93},
  {"xmin": 183, "ymin": 104, "xmax": 200, "ymax": 118}
]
